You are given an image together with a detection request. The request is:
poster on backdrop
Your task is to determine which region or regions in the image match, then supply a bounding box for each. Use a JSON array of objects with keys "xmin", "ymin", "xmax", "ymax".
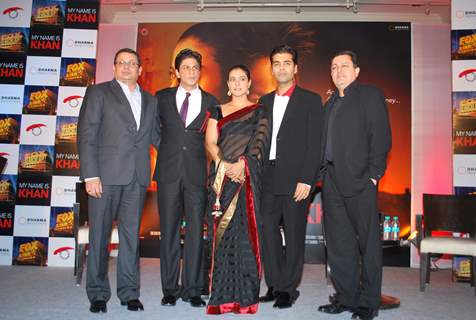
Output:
[{"xmin": 136, "ymin": 21, "xmax": 412, "ymax": 263}]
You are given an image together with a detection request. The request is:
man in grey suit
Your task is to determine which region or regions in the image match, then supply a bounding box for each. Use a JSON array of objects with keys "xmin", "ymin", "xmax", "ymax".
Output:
[{"xmin": 78, "ymin": 48, "xmax": 160, "ymax": 313}]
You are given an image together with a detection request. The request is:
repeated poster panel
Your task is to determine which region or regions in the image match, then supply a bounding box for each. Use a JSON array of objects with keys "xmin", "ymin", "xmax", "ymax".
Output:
[
  {"xmin": 452, "ymin": 0, "xmax": 476, "ymax": 194},
  {"xmin": 0, "ymin": 0, "xmax": 99, "ymax": 267}
]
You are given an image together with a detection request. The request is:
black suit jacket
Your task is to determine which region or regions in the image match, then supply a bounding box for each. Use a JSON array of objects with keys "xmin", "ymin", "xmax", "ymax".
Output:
[
  {"xmin": 259, "ymin": 86, "xmax": 324, "ymax": 195},
  {"xmin": 78, "ymin": 79, "xmax": 160, "ymax": 186},
  {"xmin": 153, "ymin": 86, "xmax": 218, "ymax": 186},
  {"xmin": 323, "ymin": 82, "xmax": 392, "ymax": 197}
]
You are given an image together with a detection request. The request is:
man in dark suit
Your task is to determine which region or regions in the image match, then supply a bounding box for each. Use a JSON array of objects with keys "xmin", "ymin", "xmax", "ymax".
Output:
[
  {"xmin": 154, "ymin": 49, "xmax": 218, "ymax": 307},
  {"xmin": 258, "ymin": 45, "xmax": 324, "ymax": 309},
  {"xmin": 78, "ymin": 48, "xmax": 160, "ymax": 313},
  {"xmin": 318, "ymin": 51, "xmax": 391, "ymax": 320}
]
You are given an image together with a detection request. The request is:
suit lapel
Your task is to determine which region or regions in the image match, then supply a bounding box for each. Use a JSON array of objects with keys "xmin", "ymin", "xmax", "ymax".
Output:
[
  {"xmin": 276, "ymin": 86, "xmax": 298, "ymax": 136},
  {"xmin": 110, "ymin": 80, "xmax": 137, "ymax": 127},
  {"xmin": 187, "ymin": 88, "xmax": 208, "ymax": 129},
  {"xmin": 168, "ymin": 86, "xmax": 183, "ymax": 126}
]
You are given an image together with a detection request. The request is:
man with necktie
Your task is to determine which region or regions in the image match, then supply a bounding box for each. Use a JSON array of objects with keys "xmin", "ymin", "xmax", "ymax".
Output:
[{"xmin": 154, "ymin": 48, "xmax": 219, "ymax": 307}]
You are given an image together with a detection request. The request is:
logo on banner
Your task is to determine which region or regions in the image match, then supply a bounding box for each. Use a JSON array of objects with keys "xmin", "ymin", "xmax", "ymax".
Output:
[
  {"xmin": 54, "ymin": 246, "xmax": 73, "ymax": 259},
  {"xmin": 0, "ymin": 85, "xmax": 23, "ymax": 114},
  {"xmin": 18, "ymin": 145, "xmax": 54, "ymax": 175},
  {"xmin": 0, "ymin": 205, "xmax": 15, "ymax": 236},
  {"xmin": 3, "ymin": 7, "xmax": 24, "ymax": 19},
  {"xmin": 12, "ymin": 237, "xmax": 48, "ymax": 266},
  {"xmin": 28, "ymin": 26, "xmax": 62, "ymax": 56},
  {"xmin": 23, "ymin": 86, "xmax": 58, "ymax": 115},
  {"xmin": 0, "ymin": 176, "xmax": 17, "ymax": 204},
  {"xmin": 31, "ymin": 1, "xmax": 66, "ymax": 27},
  {"xmin": 25, "ymin": 56, "xmax": 60, "ymax": 86},
  {"xmin": 50, "ymin": 176, "xmax": 79, "ymax": 207},
  {"xmin": 0, "ymin": 114, "xmax": 21, "ymax": 144},
  {"xmin": 61, "ymin": 29, "xmax": 97, "ymax": 58},
  {"xmin": 65, "ymin": 1, "xmax": 99, "ymax": 29},
  {"xmin": 0, "ymin": 28, "xmax": 29, "ymax": 54},
  {"xmin": 16, "ymin": 177, "xmax": 51, "ymax": 206},
  {"xmin": 456, "ymin": 10, "xmax": 476, "ymax": 19},
  {"xmin": 26, "ymin": 123, "xmax": 46, "ymax": 136},
  {"xmin": 0, "ymin": 236, "xmax": 13, "ymax": 266},
  {"xmin": 0, "ymin": 56, "xmax": 26, "ymax": 85},
  {"xmin": 60, "ymin": 58, "xmax": 95, "ymax": 87},
  {"xmin": 50, "ymin": 207, "xmax": 73, "ymax": 237},
  {"xmin": 459, "ymin": 69, "xmax": 476, "ymax": 82},
  {"xmin": 63, "ymin": 95, "xmax": 82, "ymax": 108}
]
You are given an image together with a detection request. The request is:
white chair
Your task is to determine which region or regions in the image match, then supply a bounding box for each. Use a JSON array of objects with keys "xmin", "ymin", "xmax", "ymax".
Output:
[{"xmin": 420, "ymin": 194, "xmax": 476, "ymax": 295}]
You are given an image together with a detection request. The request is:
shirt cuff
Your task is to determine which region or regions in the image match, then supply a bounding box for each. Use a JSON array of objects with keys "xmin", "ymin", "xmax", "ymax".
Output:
[{"xmin": 84, "ymin": 177, "xmax": 99, "ymax": 182}]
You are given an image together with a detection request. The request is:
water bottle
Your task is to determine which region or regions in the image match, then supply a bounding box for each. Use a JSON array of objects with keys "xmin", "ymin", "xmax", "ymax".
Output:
[
  {"xmin": 391, "ymin": 216, "xmax": 400, "ymax": 241},
  {"xmin": 383, "ymin": 216, "xmax": 391, "ymax": 240}
]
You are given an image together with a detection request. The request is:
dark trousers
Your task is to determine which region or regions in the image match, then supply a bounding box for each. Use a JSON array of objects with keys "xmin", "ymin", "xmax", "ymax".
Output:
[
  {"xmin": 86, "ymin": 177, "xmax": 146, "ymax": 303},
  {"xmin": 158, "ymin": 177, "xmax": 206, "ymax": 299},
  {"xmin": 261, "ymin": 168, "xmax": 309, "ymax": 297},
  {"xmin": 322, "ymin": 169, "xmax": 382, "ymax": 309}
]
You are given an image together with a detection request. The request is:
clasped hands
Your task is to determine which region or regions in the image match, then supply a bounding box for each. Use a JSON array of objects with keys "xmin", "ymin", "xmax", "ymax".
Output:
[{"xmin": 224, "ymin": 159, "xmax": 245, "ymax": 184}]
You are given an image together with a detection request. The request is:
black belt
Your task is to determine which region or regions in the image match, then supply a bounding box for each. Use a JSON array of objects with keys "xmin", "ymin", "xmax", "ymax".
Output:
[{"xmin": 268, "ymin": 160, "xmax": 276, "ymax": 166}]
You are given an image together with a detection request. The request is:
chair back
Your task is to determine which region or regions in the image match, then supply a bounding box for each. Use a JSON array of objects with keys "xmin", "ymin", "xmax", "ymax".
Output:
[
  {"xmin": 75, "ymin": 182, "xmax": 89, "ymax": 226},
  {"xmin": 422, "ymin": 193, "xmax": 476, "ymax": 238}
]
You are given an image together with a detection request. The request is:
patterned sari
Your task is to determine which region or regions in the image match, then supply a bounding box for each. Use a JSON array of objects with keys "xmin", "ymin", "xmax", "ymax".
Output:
[{"xmin": 206, "ymin": 104, "xmax": 269, "ymax": 314}]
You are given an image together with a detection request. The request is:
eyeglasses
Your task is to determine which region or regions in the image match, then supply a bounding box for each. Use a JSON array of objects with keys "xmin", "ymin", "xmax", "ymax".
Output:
[{"xmin": 115, "ymin": 60, "xmax": 140, "ymax": 68}]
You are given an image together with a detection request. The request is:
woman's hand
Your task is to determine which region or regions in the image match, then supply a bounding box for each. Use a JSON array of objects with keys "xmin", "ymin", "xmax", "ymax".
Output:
[{"xmin": 225, "ymin": 159, "xmax": 245, "ymax": 183}]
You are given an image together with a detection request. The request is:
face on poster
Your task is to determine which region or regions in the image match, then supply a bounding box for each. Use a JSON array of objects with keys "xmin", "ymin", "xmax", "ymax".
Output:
[{"xmin": 137, "ymin": 21, "xmax": 412, "ymax": 195}]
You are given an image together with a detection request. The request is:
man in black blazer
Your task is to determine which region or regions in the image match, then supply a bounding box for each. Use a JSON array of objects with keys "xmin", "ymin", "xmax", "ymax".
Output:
[
  {"xmin": 154, "ymin": 49, "xmax": 218, "ymax": 307},
  {"xmin": 78, "ymin": 48, "xmax": 160, "ymax": 313},
  {"xmin": 258, "ymin": 45, "xmax": 324, "ymax": 309},
  {"xmin": 318, "ymin": 51, "xmax": 391, "ymax": 320}
]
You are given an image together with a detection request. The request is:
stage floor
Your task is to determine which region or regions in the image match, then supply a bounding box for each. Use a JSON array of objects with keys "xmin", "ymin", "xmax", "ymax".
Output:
[{"xmin": 0, "ymin": 260, "xmax": 474, "ymax": 320}]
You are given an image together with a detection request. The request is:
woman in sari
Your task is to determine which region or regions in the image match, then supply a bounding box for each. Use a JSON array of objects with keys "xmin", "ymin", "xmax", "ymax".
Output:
[{"xmin": 204, "ymin": 65, "xmax": 269, "ymax": 314}]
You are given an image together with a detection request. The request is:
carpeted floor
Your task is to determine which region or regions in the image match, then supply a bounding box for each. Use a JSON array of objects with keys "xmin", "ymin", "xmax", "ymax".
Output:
[{"xmin": 0, "ymin": 259, "xmax": 474, "ymax": 320}]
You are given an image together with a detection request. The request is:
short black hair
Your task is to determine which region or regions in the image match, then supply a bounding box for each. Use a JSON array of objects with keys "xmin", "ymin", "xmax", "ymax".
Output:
[
  {"xmin": 228, "ymin": 64, "xmax": 251, "ymax": 81},
  {"xmin": 174, "ymin": 48, "xmax": 202, "ymax": 70},
  {"xmin": 114, "ymin": 48, "xmax": 141, "ymax": 66},
  {"xmin": 269, "ymin": 44, "xmax": 298, "ymax": 65},
  {"xmin": 332, "ymin": 50, "xmax": 358, "ymax": 68}
]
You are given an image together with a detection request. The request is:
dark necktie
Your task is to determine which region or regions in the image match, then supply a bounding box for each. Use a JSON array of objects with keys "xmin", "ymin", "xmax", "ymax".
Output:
[{"xmin": 180, "ymin": 92, "xmax": 191, "ymax": 125}]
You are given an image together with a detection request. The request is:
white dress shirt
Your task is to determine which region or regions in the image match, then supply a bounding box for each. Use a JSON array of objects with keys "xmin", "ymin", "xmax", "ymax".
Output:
[
  {"xmin": 117, "ymin": 79, "xmax": 142, "ymax": 130},
  {"xmin": 269, "ymin": 94, "xmax": 290, "ymax": 160},
  {"xmin": 176, "ymin": 85, "xmax": 202, "ymax": 127}
]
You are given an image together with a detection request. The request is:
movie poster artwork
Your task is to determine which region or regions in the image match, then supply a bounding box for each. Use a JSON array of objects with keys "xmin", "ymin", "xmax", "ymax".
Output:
[
  {"xmin": 452, "ymin": 29, "xmax": 476, "ymax": 60},
  {"xmin": 0, "ymin": 114, "xmax": 21, "ymax": 144},
  {"xmin": 12, "ymin": 236, "xmax": 48, "ymax": 266},
  {"xmin": 136, "ymin": 22, "xmax": 412, "ymax": 263},
  {"xmin": 0, "ymin": 203, "xmax": 15, "ymax": 236},
  {"xmin": 23, "ymin": 85, "xmax": 58, "ymax": 115},
  {"xmin": 31, "ymin": 0, "xmax": 66, "ymax": 27},
  {"xmin": 18, "ymin": 144, "xmax": 54, "ymax": 175},
  {"xmin": 59, "ymin": 57, "xmax": 95, "ymax": 87},
  {"xmin": 28, "ymin": 25, "xmax": 62, "ymax": 57},
  {"xmin": 0, "ymin": 175, "xmax": 17, "ymax": 204},
  {"xmin": 64, "ymin": 1, "xmax": 99, "ymax": 30},
  {"xmin": 49, "ymin": 206, "xmax": 73, "ymax": 237},
  {"xmin": 0, "ymin": 27, "xmax": 29, "ymax": 55}
]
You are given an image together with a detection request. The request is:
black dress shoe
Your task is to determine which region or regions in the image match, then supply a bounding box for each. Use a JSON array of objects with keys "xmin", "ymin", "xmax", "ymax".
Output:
[
  {"xmin": 161, "ymin": 295, "xmax": 177, "ymax": 306},
  {"xmin": 189, "ymin": 296, "xmax": 206, "ymax": 307},
  {"xmin": 259, "ymin": 287, "xmax": 278, "ymax": 302},
  {"xmin": 120, "ymin": 299, "xmax": 144, "ymax": 311},
  {"xmin": 273, "ymin": 292, "xmax": 294, "ymax": 309},
  {"xmin": 318, "ymin": 302, "xmax": 353, "ymax": 314},
  {"xmin": 89, "ymin": 300, "xmax": 107, "ymax": 313},
  {"xmin": 351, "ymin": 306, "xmax": 378, "ymax": 320}
]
